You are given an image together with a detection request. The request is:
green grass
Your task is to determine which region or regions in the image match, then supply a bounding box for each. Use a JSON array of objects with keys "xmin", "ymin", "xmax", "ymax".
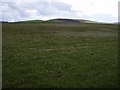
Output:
[{"xmin": 2, "ymin": 23, "xmax": 118, "ymax": 88}]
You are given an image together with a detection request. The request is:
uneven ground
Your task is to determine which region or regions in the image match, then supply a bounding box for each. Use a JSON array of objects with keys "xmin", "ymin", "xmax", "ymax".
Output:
[{"xmin": 2, "ymin": 23, "xmax": 118, "ymax": 88}]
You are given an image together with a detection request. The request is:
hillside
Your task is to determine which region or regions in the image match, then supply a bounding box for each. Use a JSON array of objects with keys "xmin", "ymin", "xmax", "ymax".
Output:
[
  {"xmin": 45, "ymin": 18, "xmax": 80, "ymax": 23},
  {"xmin": 3, "ymin": 18, "xmax": 98, "ymax": 24},
  {"xmin": 8, "ymin": 20, "xmax": 44, "ymax": 23}
]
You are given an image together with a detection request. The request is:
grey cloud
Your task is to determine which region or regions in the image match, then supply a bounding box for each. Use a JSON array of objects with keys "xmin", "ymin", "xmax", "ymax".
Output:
[
  {"xmin": 7, "ymin": 2, "xmax": 31, "ymax": 17},
  {"xmin": 1, "ymin": 2, "xmax": 80, "ymax": 21},
  {"xmin": 51, "ymin": 2, "xmax": 71, "ymax": 11}
]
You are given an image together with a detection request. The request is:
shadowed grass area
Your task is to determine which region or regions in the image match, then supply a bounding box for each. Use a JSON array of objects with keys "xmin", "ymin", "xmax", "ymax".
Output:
[{"xmin": 2, "ymin": 23, "xmax": 118, "ymax": 88}]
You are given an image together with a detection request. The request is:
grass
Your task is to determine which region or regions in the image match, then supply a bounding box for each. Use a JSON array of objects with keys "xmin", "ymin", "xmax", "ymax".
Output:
[{"xmin": 2, "ymin": 22, "xmax": 118, "ymax": 88}]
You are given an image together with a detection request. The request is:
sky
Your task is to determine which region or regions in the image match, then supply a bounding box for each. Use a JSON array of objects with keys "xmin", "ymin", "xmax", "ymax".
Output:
[{"xmin": 0, "ymin": 0, "xmax": 119, "ymax": 23}]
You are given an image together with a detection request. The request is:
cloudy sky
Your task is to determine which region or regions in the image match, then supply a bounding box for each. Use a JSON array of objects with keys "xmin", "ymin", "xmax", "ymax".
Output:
[{"xmin": 0, "ymin": 0, "xmax": 119, "ymax": 23}]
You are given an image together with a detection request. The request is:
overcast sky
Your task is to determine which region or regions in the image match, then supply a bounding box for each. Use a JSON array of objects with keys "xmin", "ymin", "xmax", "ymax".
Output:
[{"xmin": 0, "ymin": 0, "xmax": 119, "ymax": 23}]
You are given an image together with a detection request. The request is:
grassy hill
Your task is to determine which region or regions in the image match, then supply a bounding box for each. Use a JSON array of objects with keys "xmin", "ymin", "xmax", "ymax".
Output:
[
  {"xmin": 14, "ymin": 20, "xmax": 44, "ymax": 23},
  {"xmin": 44, "ymin": 18, "xmax": 81, "ymax": 23},
  {"xmin": 5, "ymin": 18, "xmax": 97, "ymax": 24}
]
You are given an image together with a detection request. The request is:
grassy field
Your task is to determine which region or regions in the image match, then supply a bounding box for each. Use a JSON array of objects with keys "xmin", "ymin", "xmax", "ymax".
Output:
[{"xmin": 2, "ymin": 22, "xmax": 118, "ymax": 88}]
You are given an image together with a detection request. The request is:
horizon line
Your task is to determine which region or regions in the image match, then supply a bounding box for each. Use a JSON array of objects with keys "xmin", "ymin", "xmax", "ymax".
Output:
[{"xmin": 0, "ymin": 18, "xmax": 118, "ymax": 23}]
